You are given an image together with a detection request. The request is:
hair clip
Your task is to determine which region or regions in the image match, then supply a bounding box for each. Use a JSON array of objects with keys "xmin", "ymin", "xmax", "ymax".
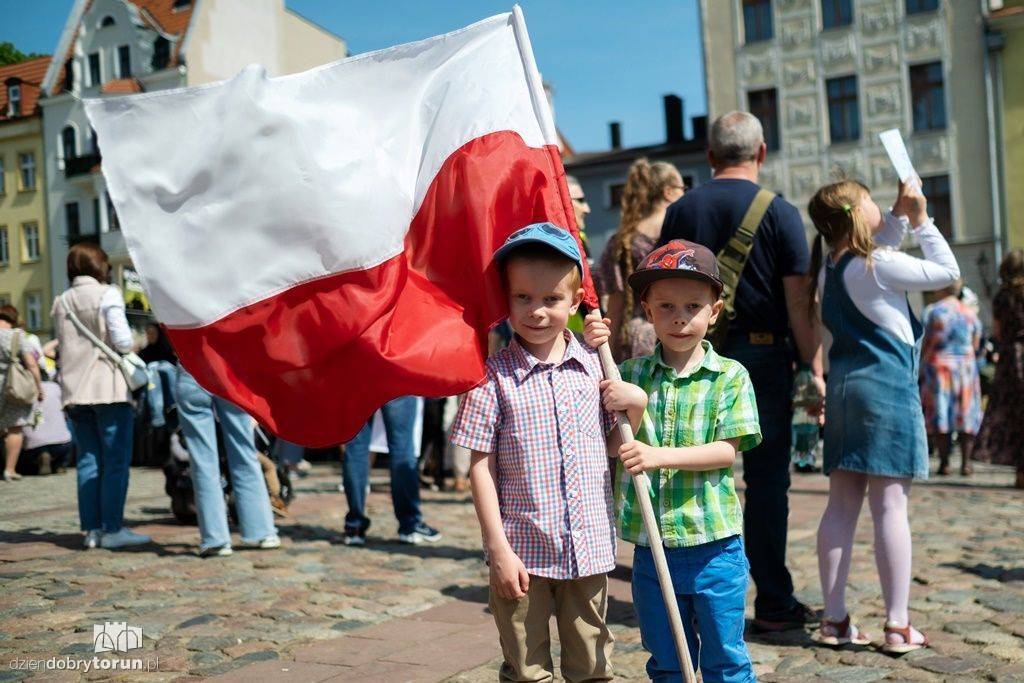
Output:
[{"xmin": 842, "ymin": 203, "xmax": 851, "ymax": 213}]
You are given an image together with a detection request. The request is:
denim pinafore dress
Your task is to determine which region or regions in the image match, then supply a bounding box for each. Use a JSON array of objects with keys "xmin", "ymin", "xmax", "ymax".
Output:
[{"xmin": 821, "ymin": 252, "xmax": 928, "ymax": 480}]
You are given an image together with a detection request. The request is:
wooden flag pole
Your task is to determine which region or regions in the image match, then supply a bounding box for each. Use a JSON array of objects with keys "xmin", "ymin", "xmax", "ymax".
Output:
[{"xmin": 596, "ymin": 342, "xmax": 697, "ymax": 683}]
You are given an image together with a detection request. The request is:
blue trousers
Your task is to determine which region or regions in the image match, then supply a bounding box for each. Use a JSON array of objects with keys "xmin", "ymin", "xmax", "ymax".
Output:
[
  {"xmin": 176, "ymin": 367, "xmax": 276, "ymax": 550},
  {"xmin": 632, "ymin": 537, "xmax": 754, "ymax": 683},
  {"xmin": 69, "ymin": 402, "xmax": 134, "ymax": 533},
  {"xmin": 722, "ymin": 335, "xmax": 797, "ymax": 618},
  {"xmin": 342, "ymin": 396, "xmax": 422, "ymax": 535}
]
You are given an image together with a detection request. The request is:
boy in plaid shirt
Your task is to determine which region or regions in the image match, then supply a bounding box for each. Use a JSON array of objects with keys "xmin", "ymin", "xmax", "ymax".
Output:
[
  {"xmin": 450, "ymin": 223, "xmax": 618, "ymax": 682},
  {"xmin": 585, "ymin": 240, "xmax": 762, "ymax": 683}
]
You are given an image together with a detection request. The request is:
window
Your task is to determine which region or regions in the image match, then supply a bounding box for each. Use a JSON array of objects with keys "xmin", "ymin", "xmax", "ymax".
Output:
[
  {"xmin": 106, "ymin": 192, "xmax": 120, "ymax": 231},
  {"xmin": 6, "ymin": 83, "xmax": 21, "ymax": 117},
  {"xmin": 63, "ymin": 58, "xmax": 75, "ymax": 92},
  {"xmin": 822, "ymin": 0, "xmax": 853, "ymax": 28},
  {"xmin": 906, "ymin": 0, "xmax": 939, "ymax": 13},
  {"xmin": 0, "ymin": 295, "xmax": 10, "ymax": 307},
  {"xmin": 173, "ymin": 0, "xmax": 191, "ymax": 8},
  {"xmin": 743, "ymin": 0, "xmax": 774, "ymax": 42},
  {"xmin": 93, "ymin": 197, "xmax": 100, "ymax": 233},
  {"xmin": 910, "ymin": 62, "xmax": 946, "ymax": 131},
  {"xmin": 65, "ymin": 202, "xmax": 81, "ymax": 237},
  {"xmin": 0, "ymin": 227, "xmax": 8, "ymax": 265},
  {"xmin": 748, "ymin": 89, "xmax": 780, "ymax": 152},
  {"xmin": 62, "ymin": 126, "xmax": 77, "ymax": 160},
  {"xmin": 826, "ymin": 75, "xmax": 860, "ymax": 143},
  {"xmin": 100, "ymin": 15, "xmax": 115, "ymax": 27},
  {"xmin": 609, "ymin": 183, "xmax": 625, "ymax": 208},
  {"xmin": 88, "ymin": 52, "xmax": 101, "ymax": 86},
  {"xmin": 0, "ymin": 158, "xmax": 4, "ymax": 194},
  {"xmin": 921, "ymin": 175, "xmax": 951, "ymax": 238},
  {"xmin": 24, "ymin": 292, "xmax": 41, "ymax": 331},
  {"xmin": 21, "ymin": 223, "xmax": 39, "ymax": 261},
  {"xmin": 152, "ymin": 38, "xmax": 170, "ymax": 70},
  {"xmin": 118, "ymin": 45, "xmax": 131, "ymax": 78},
  {"xmin": 18, "ymin": 153, "xmax": 35, "ymax": 190}
]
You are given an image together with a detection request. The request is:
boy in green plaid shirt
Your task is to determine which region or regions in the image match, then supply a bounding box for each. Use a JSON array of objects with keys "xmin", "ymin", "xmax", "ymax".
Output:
[{"xmin": 585, "ymin": 240, "xmax": 761, "ymax": 682}]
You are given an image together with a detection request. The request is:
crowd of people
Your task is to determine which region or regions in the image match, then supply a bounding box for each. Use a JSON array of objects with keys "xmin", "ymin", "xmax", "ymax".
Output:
[{"xmin": 1, "ymin": 109, "xmax": 1021, "ymax": 682}]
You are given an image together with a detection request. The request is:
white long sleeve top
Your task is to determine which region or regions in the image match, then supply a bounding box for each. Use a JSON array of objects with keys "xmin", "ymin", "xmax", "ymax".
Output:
[{"xmin": 817, "ymin": 212, "xmax": 961, "ymax": 346}]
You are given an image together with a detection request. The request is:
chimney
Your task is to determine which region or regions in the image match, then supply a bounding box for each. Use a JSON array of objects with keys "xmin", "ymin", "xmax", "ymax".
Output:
[
  {"xmin": 609, "ymin": 122, "xmax": 622, "ymax": 150},
  {"xmin": 664, "ymin": 95, "xmax": 684, "ymax": 144},
  {"xmin": 691, "ymin": 115, "xmax": 708, "ymax": 143}
]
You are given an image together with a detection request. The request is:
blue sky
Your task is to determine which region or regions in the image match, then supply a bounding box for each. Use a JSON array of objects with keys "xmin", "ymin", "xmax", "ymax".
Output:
[{"xmin": 1, "ymin": 0, "xmax": 706, "ymax": 153}]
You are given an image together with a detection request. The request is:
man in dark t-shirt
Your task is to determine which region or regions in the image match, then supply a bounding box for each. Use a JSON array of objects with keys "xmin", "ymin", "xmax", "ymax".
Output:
[{"xmin": 660, "ymin": 111, "xmax": 825, "ymax": 631}]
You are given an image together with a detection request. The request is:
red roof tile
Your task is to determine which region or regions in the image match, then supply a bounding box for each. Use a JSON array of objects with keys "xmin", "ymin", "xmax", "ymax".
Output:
[
  {"xmin": 101, "ymin": 77, "xmax": 144, "ymax": 94},
  {"xmin": 0, "ymin": 56, "xmax": 51, "ymax": 121}
]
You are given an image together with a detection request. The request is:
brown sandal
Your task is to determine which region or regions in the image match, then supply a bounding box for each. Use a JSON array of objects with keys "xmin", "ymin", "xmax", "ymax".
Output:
[
  {"xmin": 813, "ymin": 614, "xmax": 871, "ymax": 646},
  {"xmin": 881, "ymin": 621, "xmax": 929, "ymax": 654}
]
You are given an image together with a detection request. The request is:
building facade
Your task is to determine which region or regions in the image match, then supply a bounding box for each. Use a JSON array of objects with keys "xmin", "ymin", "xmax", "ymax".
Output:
[
  {"xmin": 701, "ymin": 0, "xmax": 999, "ymax": 314},
  {"xmin": 38, "ymin": 0, "xmax": 347, "ymax": 332},
  {"xmin": 564, "ymin": 97, "xmax": 710, "ymax": 262},
  {"xmin": 987, "ymin": 0, "xmax": 1024, "ymax": 251},
  {"xmin": 0, "ymin": 56, "xmax": 53, "ymax": 334}
]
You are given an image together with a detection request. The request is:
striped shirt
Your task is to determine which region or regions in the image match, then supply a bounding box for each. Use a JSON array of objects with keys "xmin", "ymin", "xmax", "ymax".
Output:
[
  {"xmin": 451, "ymin": 332, "xmax": 616, "ymax": 579},
  {"xmin": 617, "ymin": 341, "xmax": 761, "ymax": 548}
]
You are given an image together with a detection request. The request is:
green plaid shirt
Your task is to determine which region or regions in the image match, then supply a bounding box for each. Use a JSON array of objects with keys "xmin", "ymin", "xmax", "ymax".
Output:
[{"xmin": 616, "ymin": 341, "xmax": 762, "ymax": 548}]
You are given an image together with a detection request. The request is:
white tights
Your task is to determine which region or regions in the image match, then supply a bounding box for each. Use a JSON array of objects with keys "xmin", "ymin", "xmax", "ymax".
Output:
[{"xmin": 816, "ymin": 470, "xmax": 912, "ymax": 626}]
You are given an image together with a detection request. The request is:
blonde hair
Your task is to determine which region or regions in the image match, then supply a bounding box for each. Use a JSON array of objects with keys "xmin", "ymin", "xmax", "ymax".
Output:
[
  {"xmin": 806, "ymin": 180, "xmax": 875, "ymax": 319},
  {"xmin": 611, "ymin": 158, "xmax": 680, "ymax": 348}
]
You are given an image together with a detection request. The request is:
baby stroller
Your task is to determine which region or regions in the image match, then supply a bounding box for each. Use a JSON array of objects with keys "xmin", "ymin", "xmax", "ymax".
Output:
[{"xmin": 164, "ymin": 424, "xmax": 294, "ymax": 525}]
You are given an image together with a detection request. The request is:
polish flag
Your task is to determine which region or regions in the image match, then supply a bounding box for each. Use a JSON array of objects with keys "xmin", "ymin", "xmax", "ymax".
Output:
[{"xmin": 85, "ymin": 10, "xmax": 596, "ymax": 446}]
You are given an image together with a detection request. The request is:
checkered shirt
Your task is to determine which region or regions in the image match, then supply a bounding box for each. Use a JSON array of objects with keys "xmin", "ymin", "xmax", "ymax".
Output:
[
  {"xmin": 617, "ymin": 341, "xmax": 762, "ymax": 548},
  {"xmin": 451, "ymin": 332, "xmax": 617, "ymax": 579}
]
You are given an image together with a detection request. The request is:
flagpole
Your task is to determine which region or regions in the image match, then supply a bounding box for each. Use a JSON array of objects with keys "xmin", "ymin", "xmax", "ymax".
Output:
[
  {"xmin": 510, "ymin": 6, "xmax": 695, "ymax": 679},
  {"xmin": 597, "ymin": 343, "xmax": 697, "ymax": 683}
]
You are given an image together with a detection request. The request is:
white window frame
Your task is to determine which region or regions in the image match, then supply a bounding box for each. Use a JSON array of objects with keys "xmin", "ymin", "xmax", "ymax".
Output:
[
  {"xmin": 7, "ymin": 84, "xmax": 21, "ymax": 116},
  {"xmin": 18, "ymin": 152, "xmax": 36, "ymax": 190},
  {"xmin": 24, "ymin": 292, "xmax": 41, "ymax": 331},
  {"xmin": 21, "ymin": 222, "xmax": 40, "ymax": 262}
]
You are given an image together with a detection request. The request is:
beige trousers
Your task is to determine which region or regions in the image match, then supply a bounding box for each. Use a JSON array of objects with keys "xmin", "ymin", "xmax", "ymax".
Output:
[{"xmin": 488, "ymin": 573, "xmax": 613, "ymax": 683}]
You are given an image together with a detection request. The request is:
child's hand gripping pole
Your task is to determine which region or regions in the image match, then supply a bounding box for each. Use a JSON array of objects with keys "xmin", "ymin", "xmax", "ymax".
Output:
[{"xmin": 595, "ymin": 341, "xmax": 697, "ymax": 683}]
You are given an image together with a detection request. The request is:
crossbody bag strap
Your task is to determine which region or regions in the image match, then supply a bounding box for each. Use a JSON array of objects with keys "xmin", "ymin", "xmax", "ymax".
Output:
[
  {"xmin": 716, "ymin": 188, "xmax": 775, "ymax": 322},
  {"xmin": 60, "ymin": 293, "xmax": 123, "ymax": 366}
]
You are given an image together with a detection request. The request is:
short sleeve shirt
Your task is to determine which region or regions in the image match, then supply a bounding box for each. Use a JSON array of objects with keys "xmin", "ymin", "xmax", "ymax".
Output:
[
  {"xmin": 660, "ymin": 178, "xmax": 810, "ymax": 335},
  {"xmin": 616, "ymin": 341, "xmax": 762, "ymax": 547},
  {"xmin": 450, "ymin": 332, "xmax": 617, "ymax": 579}
]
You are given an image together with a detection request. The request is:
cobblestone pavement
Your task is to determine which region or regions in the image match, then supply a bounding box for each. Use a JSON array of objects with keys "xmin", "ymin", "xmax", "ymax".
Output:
[{"xmin": 0, "ymin": 458, "xmax": 1021, "ymax": 681}]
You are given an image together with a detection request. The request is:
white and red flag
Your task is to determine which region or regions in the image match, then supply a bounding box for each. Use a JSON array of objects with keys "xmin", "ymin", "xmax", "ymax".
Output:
[{"xmin": 85, "ymin": 9, "xmax": 596, "ymax": 446}]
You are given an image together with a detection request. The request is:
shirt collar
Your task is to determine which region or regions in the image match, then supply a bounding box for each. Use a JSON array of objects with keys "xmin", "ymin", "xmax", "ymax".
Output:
[
  {"xmin": 509, "ymin": 330, "xmax": 588, "ymax": 383},
  {"xmin": 652, "ymin": 339, "xmax": 724, "ymax": 379},
  {"xmin": 72, "ymin": 276, "xmax": 101, "ymax": 287}
]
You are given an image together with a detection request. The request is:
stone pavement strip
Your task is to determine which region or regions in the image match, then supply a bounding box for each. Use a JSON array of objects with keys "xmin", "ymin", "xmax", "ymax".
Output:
[{"xmin": 0, "ymin": 460, "xmax": 1022, "ymax": 682}]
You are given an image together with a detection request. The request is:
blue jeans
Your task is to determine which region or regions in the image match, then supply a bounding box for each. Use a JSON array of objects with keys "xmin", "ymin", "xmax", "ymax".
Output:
[
  {"xmin": 176, "ymin": 367, "xmax": 277, "ymax": 550},
  {"xmin": 69, "ymin": 403, "xmax": 134, "ymax": 533},
  {"xmin": 146, "ymin": 361, "xmax": 177, "ymax": 428},
  {"xmin": 342, "ymin": 396, "xmax": 421, "ymax": 535},
  {"xmin": 633, "ymin": 537, "xmax": 754, "ymax": 683},
  {"xmin": 722, "ymin": 334, "xmax": 797, "ymax": 618}
]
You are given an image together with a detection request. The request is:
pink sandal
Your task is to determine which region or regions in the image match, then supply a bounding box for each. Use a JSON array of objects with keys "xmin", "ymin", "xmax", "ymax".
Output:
[
  {"xmin": 881, "ymin": 621, "xmax": 929, "ymax": 654},
  {"xmin": 813, "ymin": 614, "xmax": 871, "ymax": 646}
]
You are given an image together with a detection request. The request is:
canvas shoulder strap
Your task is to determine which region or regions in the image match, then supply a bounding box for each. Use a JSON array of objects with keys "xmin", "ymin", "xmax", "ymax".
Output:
[{"xmin": 716, "ymin": 188, "xmax": 775, "ymax": 323}]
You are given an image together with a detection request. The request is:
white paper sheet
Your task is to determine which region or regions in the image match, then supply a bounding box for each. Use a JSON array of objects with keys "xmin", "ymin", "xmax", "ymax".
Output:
[{"xmin": 878, "ymin": 129, "xmax": 918, "ymax": 185}]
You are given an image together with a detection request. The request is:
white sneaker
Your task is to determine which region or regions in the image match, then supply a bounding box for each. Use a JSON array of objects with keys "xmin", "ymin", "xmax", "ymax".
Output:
[
  {"xmin": 198, "ymin": 544, "xmax": 233, "ymax": 558},
  {"xmin": 239, "ymin": 535, "xmax": 281, "ymax": 550},
  {"xmin": 99, "ymin": 528, "xmax": 151, "ymax": 549},
  {"xmin": 83, "ymin": 529, "xmax": 102, "ymax": 550}
]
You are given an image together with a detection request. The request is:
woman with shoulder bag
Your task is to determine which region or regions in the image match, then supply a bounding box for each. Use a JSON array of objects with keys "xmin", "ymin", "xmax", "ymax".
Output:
[
  {"xmin": 53, "ymin": 244, "xmax": 151, "ymax": 550},
  {"xmin": 0, "ymin": 305, "xmax": 44, "ymax": 481}
]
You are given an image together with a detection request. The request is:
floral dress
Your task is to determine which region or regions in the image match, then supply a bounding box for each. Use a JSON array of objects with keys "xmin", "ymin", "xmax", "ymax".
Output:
[
  {"xmin": 919, "ymin": 296, "xmax": 983, "ymax": 434},
  {"xmin": 975, "ymin": 286, "xmax": 1024, "ymax": 471},
  {"xmin": 597, "ymin": 232, "xmax": 657, "ymax": 363}
]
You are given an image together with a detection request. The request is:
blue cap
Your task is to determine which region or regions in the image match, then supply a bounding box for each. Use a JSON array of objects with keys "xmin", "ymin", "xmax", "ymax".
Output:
[{"xmin": 492, "ymin": 222, "xmax": 584, "ymax": 273}]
